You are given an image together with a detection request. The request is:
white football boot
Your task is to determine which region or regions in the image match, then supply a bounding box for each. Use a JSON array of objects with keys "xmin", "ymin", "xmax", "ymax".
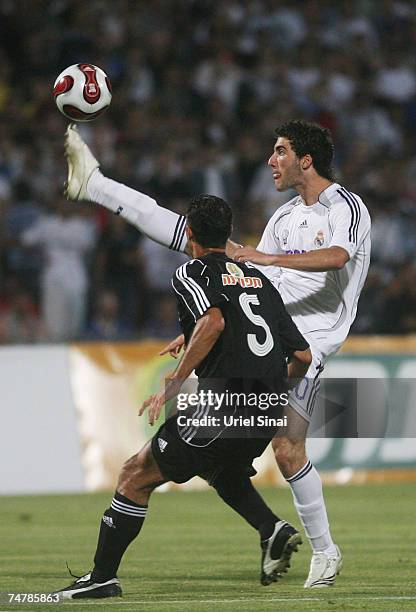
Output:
[
  {"xmin": 64, "ymin": 124, "xmax": 99, "ymax": 201},
  {"xmin": 304, "ymin": 545, "xmax": 342, "ymax": 588}
]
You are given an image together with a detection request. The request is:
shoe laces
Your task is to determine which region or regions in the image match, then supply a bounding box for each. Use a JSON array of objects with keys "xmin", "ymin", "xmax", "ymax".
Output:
[
  {"xmin": 311, "ymin": 552, "xmax": 328, "ymax": 569},
  {"xmin": 65, "ymin": 561, "xmax": 83, "ymax": 580}
]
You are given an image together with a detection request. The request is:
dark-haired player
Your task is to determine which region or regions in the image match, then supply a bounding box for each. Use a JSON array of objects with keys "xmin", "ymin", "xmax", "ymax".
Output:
[
  {"xmin": 64, "ymin": 119, "xmax": 370, "ymax": 587},
  {"xmin": 54, "ymin": 194, "xmax": 311, "ymax": 599},
  {"xmin": 232, "ymin": 121, "xmax": 370, "ymax": 586}
]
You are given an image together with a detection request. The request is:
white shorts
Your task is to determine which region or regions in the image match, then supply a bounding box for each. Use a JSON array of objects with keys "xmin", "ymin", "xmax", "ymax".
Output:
[{"xmin": 288, "ymin": 335, "xmax": 342, "ymax": 422}]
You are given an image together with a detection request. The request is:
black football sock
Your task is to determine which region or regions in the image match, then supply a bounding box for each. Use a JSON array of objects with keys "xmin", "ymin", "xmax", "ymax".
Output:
[
  {"xmin": 212, "ymin": 470, "xmax": 279, "ymax": 540},
  {"xmin": 91, "ymin": 491, "xmax": 147, "ymax": 581}
]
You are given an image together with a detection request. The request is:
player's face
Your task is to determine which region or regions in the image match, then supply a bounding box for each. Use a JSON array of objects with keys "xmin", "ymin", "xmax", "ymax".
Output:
[{"xmin": 268, "ymin": 138, "xmax": 303, "ymax": 191}]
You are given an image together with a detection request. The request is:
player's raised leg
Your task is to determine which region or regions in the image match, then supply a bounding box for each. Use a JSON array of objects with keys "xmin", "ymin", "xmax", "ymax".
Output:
[
  {"xmin": 64, "ymin": 124, "xmax": 188, "ymax": 251},
  {"xmin": 273, "ymin": 363, "xmax": 342, "ymax": 588},
  {"xmin": 209, "ymin": 468, "xmax": 302, "ymax": 585},
  {"xmin": 54, "ymin": 442, "xmax": 166, "ymax": 600}
]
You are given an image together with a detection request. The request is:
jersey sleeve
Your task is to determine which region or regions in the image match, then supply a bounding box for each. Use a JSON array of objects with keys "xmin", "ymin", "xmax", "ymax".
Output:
[
  {"xmin": 256, "ymin": 213, "xmax": 281, "ymax": 254},
  {"xmin": 253, "ymin": 211, "xmax": 286, "ymax": 281},
  {"xmin": 172, "ymin": 259, "xmax": 228, "ymax": 322},
  {"xmin": 328, "ymin": 193, "xmax": 371, "ymax": 258},
  {"xmin": 275, "ymin": 291, "xmax": 310, "ymax": 357}
]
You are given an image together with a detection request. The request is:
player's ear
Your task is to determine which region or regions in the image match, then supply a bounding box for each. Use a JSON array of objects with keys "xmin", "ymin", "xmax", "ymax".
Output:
[
  {"xmin": 186, "ymin": 226, "xmax": 194, "ymax": 242},
  {"xmin": 301, "ymin": 154, "xmax": 313, "ymax": 171}
]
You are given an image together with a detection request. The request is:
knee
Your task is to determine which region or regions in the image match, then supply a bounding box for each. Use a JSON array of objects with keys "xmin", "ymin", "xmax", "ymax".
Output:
[
  {"xmin": 272, "ymin": 437, "xmax": 306, "ymax": 478},
  {"xmin": 117, "ymin": 448, "xmax": 157, "ymax": 496},
  {"xmin": 118, "ymin": 453, "xmax": 146, "ymax": 490},
  {"xmin": 120, "ymin": 453, "xmax": 145, "ymax": 477}
]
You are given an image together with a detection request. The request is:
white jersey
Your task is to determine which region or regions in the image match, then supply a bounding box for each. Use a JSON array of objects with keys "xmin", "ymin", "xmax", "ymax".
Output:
[{"xmin": 255, "ymin": 182, "xmax": 371, "ymax": 358}]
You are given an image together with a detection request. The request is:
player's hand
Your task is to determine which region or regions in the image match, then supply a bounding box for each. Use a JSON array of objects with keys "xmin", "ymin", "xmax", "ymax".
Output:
[
  {"xmin": 139, "ymin": 376, "xmax": 183, "ymax": 425},
  {"xmin": 139, "ymin": 391, "xmax": 166, "ymax": 426},
  {"xmin": 234, "ymin": 246, "xmax": 275, "ymax": 265},
  {"xmin": 225, "ymin": 240, "xmax": 243, "ymax": 259},
  {"xmin": 159, "ymin": 334, "xmax": 185, "ymax": 359}
]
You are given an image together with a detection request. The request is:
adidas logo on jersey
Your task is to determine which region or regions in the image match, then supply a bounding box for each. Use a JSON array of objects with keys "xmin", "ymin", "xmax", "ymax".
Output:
[
  {"xmin": 299, "ymin": 219, "xmax": 308, "ymax": 229},
  {"xmin": 158, "ymin": 438, "xmax": 168, "ymax": 453}
]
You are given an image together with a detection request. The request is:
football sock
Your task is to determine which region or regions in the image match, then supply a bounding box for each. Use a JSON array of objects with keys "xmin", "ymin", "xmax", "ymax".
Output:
[
  {"xmin": 87, "ymin": 170, "xmax": 187, "ymax": 252},
  {"xmin": 212, "ymin": 470, "xmax": 279, "ymax": 539},
  {"xmin": 91, "ymin": 491, "xmax": 147, "ymax": 581},
  {"xmin": 286, "ymin": 460, "xmax": 336, "ymax": 554}
]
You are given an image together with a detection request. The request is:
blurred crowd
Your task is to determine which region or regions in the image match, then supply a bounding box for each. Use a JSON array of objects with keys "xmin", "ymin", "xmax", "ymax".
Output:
[{"xmin": 1, "ymin": 0, "xmax": 416, "ymax": 344}]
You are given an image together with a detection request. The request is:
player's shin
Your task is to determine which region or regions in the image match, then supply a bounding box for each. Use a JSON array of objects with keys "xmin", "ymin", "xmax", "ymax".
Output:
[
  {"xmin": 87, "ymin": 171, "xmax": 187, "ymax": 250},
  {"xmin": 211, "ymin": 469, "xmax": 302, "ymax": 584},
  {"xmin": 212, "ymin": 470, "xmax": 279, "ymax": 539},
  {"xmin": 91, "ymin": 491, "xmax": 148, "ymax": 581},
  {"xmin": 286, "ymin": 461, "xmax": 336, "ymax": 554}
]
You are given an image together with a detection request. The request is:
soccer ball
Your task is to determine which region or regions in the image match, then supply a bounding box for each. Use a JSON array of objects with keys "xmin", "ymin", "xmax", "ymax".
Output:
[{"xmin": 53, "ymin": 63, "xmax": 112, "ymax": 122}]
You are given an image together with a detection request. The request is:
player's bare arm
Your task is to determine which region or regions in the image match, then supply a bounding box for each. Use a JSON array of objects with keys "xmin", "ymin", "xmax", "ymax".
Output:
[
  {"xmin": 234, "ymin": 245, "xmax": 349, "ymax": 272},
  {"xmin": 140, "ymin": 307, "xmax": 224, "ymax": 425},
  {"xmin": 173, "ymin": 307, "xmax": 224, "ymax": 380}
]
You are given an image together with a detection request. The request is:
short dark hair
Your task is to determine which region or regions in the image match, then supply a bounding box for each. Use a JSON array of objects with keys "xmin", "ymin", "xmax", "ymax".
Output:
[
  {"xmin": 186, "ymin": 194, "xmax": 232, "ymax": 248},
  {"xmin": 274, "ymin": 120, "xmax": 334, "ymax": 180}
]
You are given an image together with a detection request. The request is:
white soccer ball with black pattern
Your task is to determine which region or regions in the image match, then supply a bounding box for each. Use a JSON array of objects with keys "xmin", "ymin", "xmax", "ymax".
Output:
[{"xmin": 53, "ymin": 63, "xmax": 112, "ymax": 122}]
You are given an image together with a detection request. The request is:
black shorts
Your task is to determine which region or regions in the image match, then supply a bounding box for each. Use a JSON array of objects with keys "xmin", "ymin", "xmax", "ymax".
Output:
[{"xmin": 151, "ymin": 414, "xmax": 271, "ymax": 484}]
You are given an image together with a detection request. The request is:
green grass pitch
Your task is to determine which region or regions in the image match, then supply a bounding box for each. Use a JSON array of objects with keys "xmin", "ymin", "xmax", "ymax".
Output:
[{"xmin": 1, "ymin": 483, "xmax": 415, "ymax": 611}]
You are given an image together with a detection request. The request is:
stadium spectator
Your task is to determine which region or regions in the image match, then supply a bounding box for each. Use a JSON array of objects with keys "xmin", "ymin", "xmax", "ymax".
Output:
[
  {"xmin": 141, "ymin": 294, "xmax": 182, "ymax": 340},
  {"xmin": 92, "ymin": 214, "xmax": 144, "ymax": 328},
  {"xmin": 86, "ymin": 289, "xmax": 133, "ymax": 341},
  {"xmin": 0, "ymin": 286, "xmax": 43, "ymax": 344},
  {"xmin": 139, "ymin": 236, "xmax": 187, "ymax": 311},
  {"xmin": 21, "ymin": 197, "xmax": 96, "ymax": 341}
]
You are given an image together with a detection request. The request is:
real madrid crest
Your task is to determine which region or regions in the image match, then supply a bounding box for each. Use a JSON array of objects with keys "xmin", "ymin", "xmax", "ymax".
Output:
[{"xmin": 314, "ymin": 230, "xmax": 325, "ymax": 247}]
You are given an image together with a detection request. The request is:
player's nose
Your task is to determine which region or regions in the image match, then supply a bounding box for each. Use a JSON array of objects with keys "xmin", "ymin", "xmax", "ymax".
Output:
[{"xmin": 268, "ymin": 153, "xmax": 276, "ymax": 167}]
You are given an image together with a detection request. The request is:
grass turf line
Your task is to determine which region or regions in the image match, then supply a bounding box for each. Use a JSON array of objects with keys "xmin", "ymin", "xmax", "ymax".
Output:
[{"xmin": 0, "ymin": 483, "xmax": 415, "ymax": 611}]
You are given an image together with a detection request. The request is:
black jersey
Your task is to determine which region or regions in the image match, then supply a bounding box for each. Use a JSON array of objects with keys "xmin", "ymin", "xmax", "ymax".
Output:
[{"xmin": 171, "ymin": 252, "xmax": 308, "ymax": 381}]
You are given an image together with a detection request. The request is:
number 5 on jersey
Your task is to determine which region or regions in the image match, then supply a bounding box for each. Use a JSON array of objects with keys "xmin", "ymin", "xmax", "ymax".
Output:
[{"xmin": 239, "ymin": 293, "xmax": 274, "ymax": 357}]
